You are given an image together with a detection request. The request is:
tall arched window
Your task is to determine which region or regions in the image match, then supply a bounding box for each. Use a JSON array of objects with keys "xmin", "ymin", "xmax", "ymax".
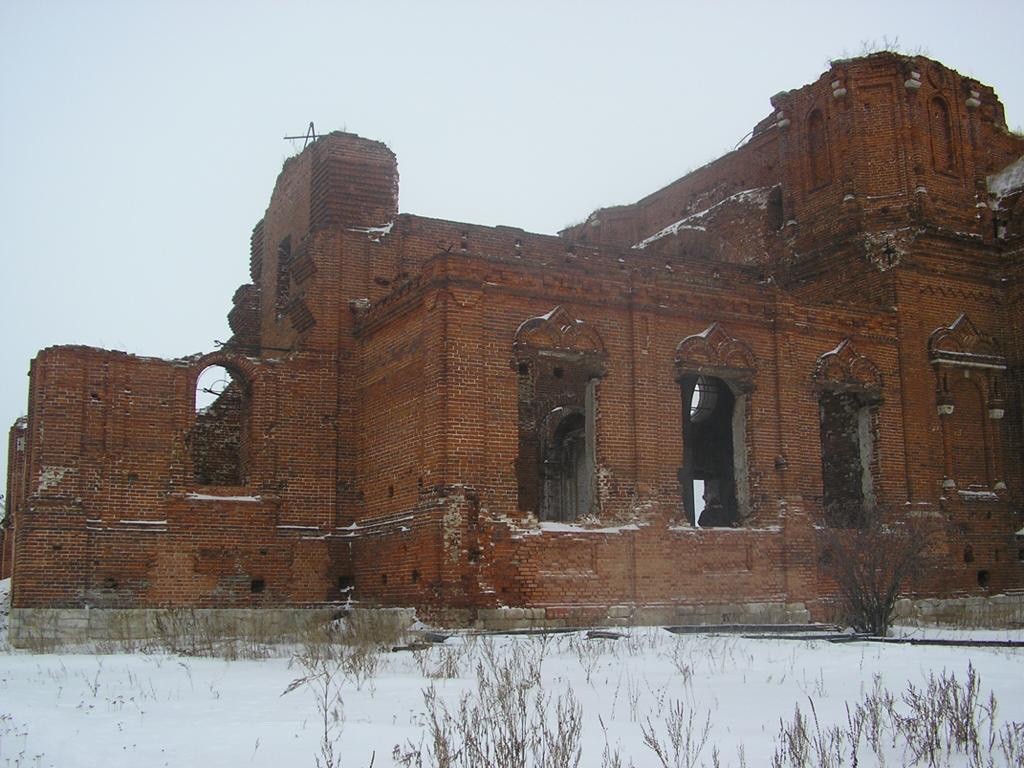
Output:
[
  {"xmin": 190, "ymin": 364, "xmax": 249, "ymax": 485},
  {"xmin": 807, "ymin": 109, "xmax": 832, "ymax": 188},
  {"xmin": 929, "ymin": 97, "xmax": 956, "ymax": 174},
  {"xmin": 513, "ymin": 306, "xmax": 606, "ymax": 522},
  {"xmin": 680, "ymin": 375, "xmax": 742, "ymax": 527},
  {"xmin": 675, "ymin": 323, "xmax": 756, "ymax": 527}
]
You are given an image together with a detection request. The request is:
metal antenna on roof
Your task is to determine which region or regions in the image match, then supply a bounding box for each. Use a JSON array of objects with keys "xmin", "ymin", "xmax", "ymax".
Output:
[{"xmin": 283, "ymin": 122, "xmax": 320, "ymax": 149}]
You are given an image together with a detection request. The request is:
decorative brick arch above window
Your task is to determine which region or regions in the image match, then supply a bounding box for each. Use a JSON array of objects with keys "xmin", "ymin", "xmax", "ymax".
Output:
[
  {"xmin": 813, "ymin": 339, "xmax": 883, "ymax": 400},
  {"xmin": 928, "ymin": 314, "xmax": 1006, "ymax": 370},
  {"xmin": 514, "ymin": 305, "xmax": 606, "ymax": 356},
  {"xmin": 675, "ymin": 322, "xmax": 757, "ymax": 390},
  {"xmin": 189, "ymin": 350, "xmax": 261, "ymax": 394}
]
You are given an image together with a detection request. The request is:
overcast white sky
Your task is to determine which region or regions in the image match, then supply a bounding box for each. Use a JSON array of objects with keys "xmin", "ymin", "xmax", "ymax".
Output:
[{"xmin": 2, "ymin": 0, "xmax": 1023, "ymax": 485}]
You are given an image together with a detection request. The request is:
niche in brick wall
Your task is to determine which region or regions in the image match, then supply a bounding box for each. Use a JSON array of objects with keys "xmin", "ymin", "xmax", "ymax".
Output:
[
  {"xmin": 807, "ymin": 108, "xmax": 833, "ymax": 189},
  {"xmin": 275, "ymin": 235, "xmax": 292, "ymax": 316},
  {"xmin": 948, "ymin": 373, "xmax": 989, "ymax": 488},
  {"xmin": 930, "ymin": 315, "xmax": 1008, "ymax": 491},
  {"xmin": 818, "ymin": 391, "xmax": 877, "ymax": 527},
  {"xmin": 513, "ymin": 307, "xmax": 606, "ymax": 522},
  {"xmin": 929, "ymin": 96, "xmax": 956, "ymax": 174},
  {"xmin": 812, "ymin": 339, "xmax": 882, "ymax": 527},
  {"xmin": 189, "ymin": 365, "xmax": 250, "ymax": 486}
]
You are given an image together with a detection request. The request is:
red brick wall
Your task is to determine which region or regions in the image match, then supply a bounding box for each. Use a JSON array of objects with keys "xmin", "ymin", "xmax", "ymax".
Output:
[{"xmin": 7, "ymin": 57, "xmax": 1023, "ymax": 622}]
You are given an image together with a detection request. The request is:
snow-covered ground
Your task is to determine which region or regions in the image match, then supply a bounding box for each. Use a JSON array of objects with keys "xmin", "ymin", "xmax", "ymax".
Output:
[{"xmin": 0, "ymin": 577, "xmax": 1021, "ymax": 767}]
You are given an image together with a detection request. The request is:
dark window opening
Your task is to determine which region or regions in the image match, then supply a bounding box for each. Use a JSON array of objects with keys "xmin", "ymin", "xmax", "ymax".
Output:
[
  {"xmin": 515, "ymin": 352, "xmax": 601, "ymax": 522},
  {"xmin": 819, "ymin": 391, "xmax": 874, "ymax": 527},
  {"xmin": 542, "ymin": 411, "xmax": 591, "ymax": 522},
  {"xmin": 963, "ymin": 545, "xmax": 975, "ymax": 564},
  {"xmin": 250, "ymin": 578, "xmax": 266, "ymax": 594},
  {"xmin": 680, "ymin": 375, "xmax": 742, "ymax": 527},
  {"xmin": 338, "ymin": 575, "xmax": 354, "ymax": 591},
  {"xmin": 190, "ymin": 365, "xmax": 249, "ymax": 486},
  {"xmin": 411, "ymin": 569, "xmax": 420, "ymax": 583},
  {"xmin": 977, "ymin": 570, "xmax": 990, "ymax": 588}
]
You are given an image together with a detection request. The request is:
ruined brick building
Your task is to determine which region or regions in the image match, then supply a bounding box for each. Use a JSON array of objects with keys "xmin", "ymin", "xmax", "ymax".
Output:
[{"xmin": 5, "ymin": 53, "xmax": 1024, "ymax": 639}]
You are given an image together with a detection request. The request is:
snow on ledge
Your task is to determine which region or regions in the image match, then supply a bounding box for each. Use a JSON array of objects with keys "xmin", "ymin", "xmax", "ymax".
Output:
[
  {"xmin": 668, "ymin": 524, "xmax": 782, "ymax": 533},
  {"xmin": 118, "ymin": 519, "xmax": 168, "ymax": 526},
  {"xmin": 958, "ymin": 489, "xmax": 999, "ymax": 502},
  {"xmin": 186, "ymin": 493, "xmax": 263, "ymax": 502},
  {"xmin": 535, "ymin": 521, "xmax": 641, "ymax": 535}
]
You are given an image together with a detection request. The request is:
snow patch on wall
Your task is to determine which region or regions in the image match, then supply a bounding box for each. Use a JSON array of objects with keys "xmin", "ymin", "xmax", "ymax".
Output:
[
  {"xmin": 987, "ymin": 155, "xmax": 1024, "ymax": 206},
  {"xmin": 632, "ymin": 187, "xmax": 772, "ymax": 250},
  {"xmin": 37, "ymin": 466, "xmax": 71, "ymax": 492},
  {"xmin": 347, "ymin": 221, "xmax": 394, "ymax": 241}
]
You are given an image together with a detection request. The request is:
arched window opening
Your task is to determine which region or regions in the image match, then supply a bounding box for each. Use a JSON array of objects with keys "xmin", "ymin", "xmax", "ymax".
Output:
[
  {"xmin": 819, "ymin": 391, "xmax": 875, "ymax": 527},
  {"xmin": 542, "ymin": 410, "xmax": 591, "ymax": 522},
  {"xmin": 929, "ymin": 97, "xmax": 955, "ymax": 174},
  {"xmin": 513, "ymin": 306, "xmax": 605, "ymax": 522},
  {"xmin": 190, "ymin": 365, "xmax": 249, "ymax": 486},
  {"xmin": 807, "ymin": 109, "xmax": 832, "ymax": 188},
  {"xmin": 689, "ymin": 375, "xmax": 719, "ymax": 423},
  {"xmin": 680, "ymin": 375, "xmax": 742, "ymax": 527}
]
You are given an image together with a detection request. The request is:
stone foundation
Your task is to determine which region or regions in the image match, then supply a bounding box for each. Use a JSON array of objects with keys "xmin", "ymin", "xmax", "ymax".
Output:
[
  {"xmin": 892, "ymin": 593, "xmax": 1024, "ymax": 628},
  {"xmin": 7, "ymin": 606, "xmax": 415, "ymax": 649},
  {"xmin": 9, "ymin": 594, "xmax": 1024, "ymax": 648}
]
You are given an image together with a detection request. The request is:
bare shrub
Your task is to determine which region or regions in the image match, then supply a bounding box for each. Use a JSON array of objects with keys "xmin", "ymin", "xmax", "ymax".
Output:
[
  {"xmin": 282, "ymin": 654, "xmax": 347, "ymax": 768},
  {"xmin": 414, "ymin": 646, "xmax": 465, "ymax": 680},
  {"xmin": 335, "ymin": 609, "xmax": 410, "ymax": 649},
  {"xmin": 818, "ymin": 509, "xmax": 938, "ymax": 635},
  {"xmin": 768, "ymin": 664, "xmax": 1022, "ymax": 768},
  {"xmin": 395, "ymin": 639, "xmax": 580, "ymax": 768},
  {"xmin": 640, "ymin": 700, "xmax": 711, "ymax": 768}
]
